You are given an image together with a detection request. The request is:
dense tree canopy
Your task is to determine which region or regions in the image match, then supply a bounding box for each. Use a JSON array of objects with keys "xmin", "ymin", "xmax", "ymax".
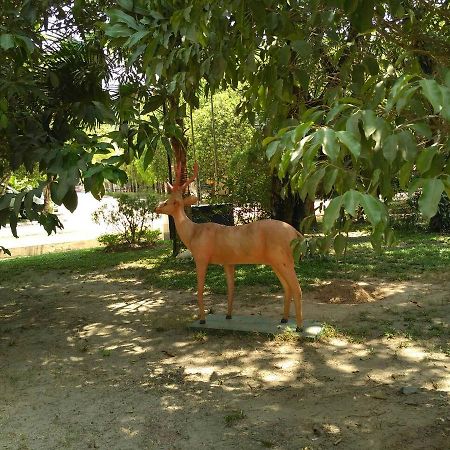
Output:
[
  {"xmin": 1, "ymin": 0, "xmax": 449, "ymax": 254},
  {"xmin": 0, "ymin": 0, "xmax": 125, "ymax": 239}
]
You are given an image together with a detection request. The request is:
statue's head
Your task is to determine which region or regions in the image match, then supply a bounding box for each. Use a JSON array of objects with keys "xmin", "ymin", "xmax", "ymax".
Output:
[{"xmin": 155, "ymin": 162, "xmax": 198, "ymax": 215}]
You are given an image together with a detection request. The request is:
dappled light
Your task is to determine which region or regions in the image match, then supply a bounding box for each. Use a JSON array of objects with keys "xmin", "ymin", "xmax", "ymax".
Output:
[{"xmin": 0, "ymin": 266, "xmax": 449, "ymax": 448}]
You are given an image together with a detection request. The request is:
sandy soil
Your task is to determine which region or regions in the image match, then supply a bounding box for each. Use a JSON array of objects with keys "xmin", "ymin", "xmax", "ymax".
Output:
[{"xmin": 0, "ymin": 268, "xmax": 449, "ymax": 450}]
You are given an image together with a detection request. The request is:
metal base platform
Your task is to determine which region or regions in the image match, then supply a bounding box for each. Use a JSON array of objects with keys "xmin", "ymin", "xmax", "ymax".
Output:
[{"xmin": 188, "ymin": 314, "xmax": 323, "ymax": 339}]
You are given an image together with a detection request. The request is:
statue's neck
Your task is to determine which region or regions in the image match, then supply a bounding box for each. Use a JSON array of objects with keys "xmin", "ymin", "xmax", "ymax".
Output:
[{"xmin": 171, "ymin": 208, "xmax": 196, "ymax": 248}]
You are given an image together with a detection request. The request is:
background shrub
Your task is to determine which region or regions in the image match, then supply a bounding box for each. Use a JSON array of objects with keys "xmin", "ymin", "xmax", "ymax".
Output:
[{"xmin": 93, "ymin": 193, "xmax": 160, "ymax": 249}]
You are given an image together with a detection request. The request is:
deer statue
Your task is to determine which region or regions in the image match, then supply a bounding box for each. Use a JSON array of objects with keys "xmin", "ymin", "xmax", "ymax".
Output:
[{"xmin": 155, "ymin": 162, "xmax": 304, "ymax": 331}]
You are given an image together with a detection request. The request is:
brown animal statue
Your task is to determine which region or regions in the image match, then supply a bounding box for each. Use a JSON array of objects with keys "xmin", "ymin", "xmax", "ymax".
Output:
[{"xmin": 155, "ymin": 163, "xmax": 304, "ymax": 331}]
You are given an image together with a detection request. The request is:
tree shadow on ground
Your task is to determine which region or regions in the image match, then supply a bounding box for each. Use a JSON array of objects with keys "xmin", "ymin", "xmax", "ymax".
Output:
[{"xmin": 0, "ymin": 269, "xmax": 448, "ymax": 449}]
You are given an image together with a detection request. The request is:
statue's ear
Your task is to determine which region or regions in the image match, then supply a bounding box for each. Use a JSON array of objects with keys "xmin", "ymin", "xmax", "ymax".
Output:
[{"xmin": 183, "ymin": 196, "xmax": 198, "ymax": 206}]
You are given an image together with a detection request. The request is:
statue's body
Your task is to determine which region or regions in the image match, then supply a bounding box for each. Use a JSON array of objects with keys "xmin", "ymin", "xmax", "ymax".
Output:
[{"xmin": 155, "ymin": 163, "xmax": 303, "ymax": 331}]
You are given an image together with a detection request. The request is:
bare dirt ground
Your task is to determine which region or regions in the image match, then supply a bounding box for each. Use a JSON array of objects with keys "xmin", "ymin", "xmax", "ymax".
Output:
[{"xmin": 0, "ymin": 269, "xmax": 449, "ymax": 450}]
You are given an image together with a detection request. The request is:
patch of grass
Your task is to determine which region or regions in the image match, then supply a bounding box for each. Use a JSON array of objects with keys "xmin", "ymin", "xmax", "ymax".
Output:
[
  {"xmin": 319, "ymin": 323, "xmax": 370, "ymax": 343},
  {"xmin": 192, "ymin": 331, "xmax": 208, "ymax": 342},
  {"xmin": 258, "ymin": 439, "xmax": 276, "ymax": 448},
  {"xmin": 0, "ymin": 246, "xmax": 153, "ymax": 278},
  {"xmin": 1, "ymin": 232, "xmax": 448, "ymax": 294},
  {"xmin": 320, "ymin": 311, "xmax": 450, "ymax": 347},
  {"xmin": 224, "ymin": 410, "xmax": 246, "ymax": 427},
  {"xmin": 318, "ymin": 323, "xmax": 341, "ymax": 341},
  {"xmin": 274, "ymin": 327, "xmax": 301, "ymax": 343},
  {"xmin": 100, "ymin": 348, "xmax": 111, "ymax": 357}
]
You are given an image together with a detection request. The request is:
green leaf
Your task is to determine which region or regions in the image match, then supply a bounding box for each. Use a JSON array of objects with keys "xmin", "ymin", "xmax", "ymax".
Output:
[
  {"xmin": 291, "ymin": 134, "xmax": 313, "ymax": 165},
  {"xmin": 326, "ymin": 104, "xmax": 351, "ymax": 124},
  {"xmin": 345, "ymin": 112, "xmax": 361, "ymax": 135},
  {"xmin": 277, "ymin": 46, "xmax": 290, "ymax": 66},
  {"xmin": 360, "ymin": 194, "xmax": 384, "ymax": 226},
  {"xmin": 418, "ymin": 178, "xmax": 445, "ymax": 219},
  {"xmin": 336, "ymin": 130, "xmax": 361, "ymax": 158},
  {"xmin": 305, "ymin": 167, "xmax": 326, "ymax": 200},
  {"xmin": 9, "ymin": 212, "xmax": 18, "ymax": 238},
  {"xmin": 23, "ymin": 189, "xmax": 42, "ymax": 219},
  {"xmin": 396, "ymin": 85, "xmax": 418, "ymax": 113},
  {"xmin": 118, "ymin": 0, "xmax": 134, "ymax": 11},
  {"xmin": 278, "ymin": 150, "xmax": 291, "ymax": 180},
  {"xmin": 408, "ymin": 177, "xmax": 425, "ymax": 195},
  {"xmin": 344, "ymin": 0, "xmax": 359, "ymax": 14},
  {"xmin": 399, "ymin": 161, "xmax": 414, "ymax": 189},
  {"xmin": 416, "ymin": 146, "xmax": 437, "ymax": 175},
  {"xmin": 0, "ymin": 34, "xmax": 15, "ymax": 50},
  {"xmin": 125, "ymin": 30, "xmax": 150, "ymax": 48},
  {"xmin": 361, "ymin": 109, "xmax": 378, "ymax": 138},
  {"xmin": 62, "ymin": 188, "xmax": 78, "ymax": 213},
  {"xmin": 370, "ymin": 168, "xmax": 381, "ymax": 192},
  {"xmin": 321, "ymin": 128, "xmax": 339, "ymax": 161},
  {"xmin": 266, "ymin": 140, "xmax": 280, "ymax": 160},
  {"xmin": 316, "ymin": 234, "xmax": 333, "ymax": 254},
  {"xmin": 370, "ymin": 225, "xmax": 384, "ymax": 254},
  {"xmin": 142, "ymin": 141, "xmax": 156, "ymax": 170},
  {"xmin": 273, "ymin": 79, "xmax": 284, "ymax": 99},
  {"xmin": 439, "ymin": 85, "xmax": 450, "ymax": 121},
  {"xmin": 397, "ymin": 131, "xmax": 417, "ymax": 162},
  {"xmin": 323, "ymin": 196, "xmax": 343, "ymax": 232},
  {"xmin": 352, "ymin": 64, "xmax": 365, "ymax": 85},
  {"xmin": 371, "ymin": 80, "xmax": 386, "ymax": 108},
  {"xmin": 362, "ymin": 55, "xmax": 379, "ymax": 75},
  {"xmin": 382, "ymin": 134, "xmax": 398, "ymax": 163},
  {"xmin": 294, "ymin": 121, "xmax": 313, "ymax": 141},
  {"xmin": 443, "ymin": 176, "xmax": 450, "ymax": 198},
  {"xmin": 291, "ymin": 40, "xmax": 313, "ymax": 57},
  {"xmin": 15, "ymin": 35, "xmax": 35, "ymax": 54},
  {"xmin": 343, "ymin": 189, "xmax": 362, "ymax": 217},
  {"xmin": 291, "ymin": 239, "xmax": 303, "ymax": 263},
  {"xmin": 0, "ymin": 246, "xmax": 11, "ymax": 256},
  {"xmin": 142, "ymin": 95, "xmax": 164, "ymax": 114},
  {"xmin": 13, "ymin": 192, "xmax": 26, "ymax": 216},
  {"xmin": 323, "ymin": 166, "xmax": 339, "ymax": 195},
  {"xmin": 302, "ymin": 106, "xmax": 324, "ymax": 122},
  {"xmin": 303, "ymin": 132, "xmax": 322, "ymax": 168},
  {"xmin": 262, "ymin": 136, "xmax": 277, "ymax": 147},
  {"xmin": 333, "ymin": 234, "xmax": 346, "ymax": 257},
  {"xmin": 105, "ymin": 23, "xmax": 133, "ymax": 38},
  {"xmin": 410, "ymin": 122, "xmax": 432, "ymax": 138},
  {"xmin": 351, "ymin": 0, "xmax": 375, "ymax": 32},
  {"xmin": 245, "ymin": 52, "xmax": 257, "ymax": 73},
  {"xmin": 0, "ymin": 193, "xmax": 13, "ymax": 211},
  {"xmin": 109, "ymin": 9, "xmax": 140, "ymax": 30},
  {"xmin": 384, "ymin": 227, "xmax": 395, "ymax": 247},
  {"xmin": 0, "ymin": 114, "xmax": 7, "ymax": 129},
  {"xmin": 48, "ymin": 71, "xmax": 59, "ymax": 88},
  {"xmin": 149, "ymin": 9, "xmax": 164, "ymax": 20},
  {"xmin": 419, "ymin": 79, "xmax": 443, "ymax": 113},
  {"xmin": 183, "ymin": 6, "xmax": 192, "ymax": 22}
]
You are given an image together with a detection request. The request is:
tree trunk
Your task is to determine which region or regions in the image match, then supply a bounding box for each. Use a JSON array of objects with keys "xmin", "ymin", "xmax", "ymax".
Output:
[
  {"xmin": 270, "ymin": 174, "xmax": 307, "ymax": 230},
  {"xmin": 166, "ymin": 95, "xmax": 195, "ymax": 256},
  {"xmin": 43, "ymin": 175, "xmax": 54, "ymax": 213}
]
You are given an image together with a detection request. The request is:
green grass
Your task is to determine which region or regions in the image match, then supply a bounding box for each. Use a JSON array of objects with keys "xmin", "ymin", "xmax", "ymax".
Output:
[
  {"xmin": 320, "ymin": 305, "xmax": 449, "ymax": 350},
  {"xmin": 0, "ymin": 232, "xmax": 449, "ymax": 293},
  {"xmin": 224, "ymin": 410, "xmax": 246, "ymax": 427}
]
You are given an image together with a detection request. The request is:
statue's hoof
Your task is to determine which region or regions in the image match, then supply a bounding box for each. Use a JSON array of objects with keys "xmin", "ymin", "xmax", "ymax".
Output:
[
  {"xmin": 296, "ymin": 326, "xmax": 303, "ymax": 333},
  {"xmin": 226, "ymin": 315, "xmax": 232, "ymax": 320},
  {"xmin": 280, "ymin": 318, "xmax": 288, "ymax": 324},
  {"xmin": 199, "ymin": 320, "xmax": 206, "ymax": 324}
]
